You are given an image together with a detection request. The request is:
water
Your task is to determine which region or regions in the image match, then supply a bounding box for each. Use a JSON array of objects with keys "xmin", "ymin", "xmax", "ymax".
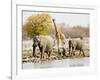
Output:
[{"xmin": 22, "ymin": 57, "xmax": 89, "ymax": 69}]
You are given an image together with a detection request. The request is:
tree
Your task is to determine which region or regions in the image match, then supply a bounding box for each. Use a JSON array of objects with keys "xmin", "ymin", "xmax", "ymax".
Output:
[{"xmin": 23, "ymin": 13, "xmax": 53, "ymax": 38}]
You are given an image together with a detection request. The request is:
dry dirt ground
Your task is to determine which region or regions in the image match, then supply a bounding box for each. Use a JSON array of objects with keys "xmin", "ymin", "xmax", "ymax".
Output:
[{"xmin": 22, "ymin": 49, "xmax": 89, "ymax": 63}]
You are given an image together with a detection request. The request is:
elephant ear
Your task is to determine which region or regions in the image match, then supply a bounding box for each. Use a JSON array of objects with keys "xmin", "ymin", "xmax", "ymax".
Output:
[
  {"xmin": 36, "ymin": 35, "xmax": 41, "ymax": 42},
  {"xmin": 39, "ymin": 36, "xmax": 47, "ymax": 47}
]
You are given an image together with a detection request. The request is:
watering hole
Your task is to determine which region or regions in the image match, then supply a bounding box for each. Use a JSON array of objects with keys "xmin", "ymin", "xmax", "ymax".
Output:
[{"xmin": 22, "ymin": 57, "xmax": 89, "ymax": 69}]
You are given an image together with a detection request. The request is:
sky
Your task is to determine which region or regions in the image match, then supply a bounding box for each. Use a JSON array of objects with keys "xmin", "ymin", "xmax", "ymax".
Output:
[{"xmin": 22, "ymin": 11, "xmax": 89, "ymax": 27}]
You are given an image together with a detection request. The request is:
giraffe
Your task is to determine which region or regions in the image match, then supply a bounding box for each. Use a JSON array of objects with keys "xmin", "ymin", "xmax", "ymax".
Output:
[{"xmin": 52, "ymin": 19, "xmax": 66, "ymax": 57}]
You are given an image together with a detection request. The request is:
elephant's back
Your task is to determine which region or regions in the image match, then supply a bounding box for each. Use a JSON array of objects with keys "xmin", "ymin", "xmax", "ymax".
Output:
[{"xmin": 40, "ymin": 35, "xmax": 54, "ymax": 49}]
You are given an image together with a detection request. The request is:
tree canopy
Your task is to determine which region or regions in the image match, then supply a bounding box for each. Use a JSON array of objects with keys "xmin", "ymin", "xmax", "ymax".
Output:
[{"xmin": 23, "ymin": 13, "xmax": 53, "ymax": 38}]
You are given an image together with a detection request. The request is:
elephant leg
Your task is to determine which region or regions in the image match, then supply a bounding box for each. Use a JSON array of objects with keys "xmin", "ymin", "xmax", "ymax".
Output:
[
  {"xmin": 41, "ymin": 47, "xmax": 45, "ymax": 60},
  {"xmin": 82, "ymin": 49, "xmax": 85, "ymax": 57},
  {"xmin": 69, "ymin": 48, "xmax": 71, "ymax": 57},
  {"xmin": 72, "ymin": 50, "xmax": 75, "ymax": 56},
  {"xmin": 79, "ymin": 50, "xmax": 81, "ymax": 56},
  {"xmin": 71, "ymin": 47, "xmax": 75, "ymax": 57},
  {"xmin": 48, "ymin": 51, "xmax": 51, "ymax": 60},
  {"xmin": 39, "ymin": 47, "xmax": 43, "ymax": 60},
  {"xmin": 33, "ymin": 45, "xmax": 36, "ymax": 57},
  {"xmin": 48, "ymin": 51, "xmax": 51, "ymax": 58},
  {"xmin": 63, "ymin": 48, "xmax": 66, "ymax": 57},
  {"xmin": 38, "ymin": 45, "xmax": 43, "ymax": 60}
]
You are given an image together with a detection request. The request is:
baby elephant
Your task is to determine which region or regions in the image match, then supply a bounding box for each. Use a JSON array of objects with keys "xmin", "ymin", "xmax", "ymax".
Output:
[
  {"xmin": 32, "ymin": 35, "xmax": 54, "ymax": 60},
  {"xmin": 68, "ymin": 37, "xmax": 85, "ymax": 57}
]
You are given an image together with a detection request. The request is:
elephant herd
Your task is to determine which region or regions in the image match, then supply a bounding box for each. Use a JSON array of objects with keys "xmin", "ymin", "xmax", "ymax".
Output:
[{"xmin": 32, "ymin": 35, "xmax": 88, "ymax": 60}]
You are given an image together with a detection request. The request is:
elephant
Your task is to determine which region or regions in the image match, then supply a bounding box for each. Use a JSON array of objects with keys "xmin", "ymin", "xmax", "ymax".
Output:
[
  {"xmin": 68, "ymin": 37, "xmax": 85, "ymax": 57},
  {"xmin": 32, "ymin": 35, "xmax": 54, "ymax": 60}
]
